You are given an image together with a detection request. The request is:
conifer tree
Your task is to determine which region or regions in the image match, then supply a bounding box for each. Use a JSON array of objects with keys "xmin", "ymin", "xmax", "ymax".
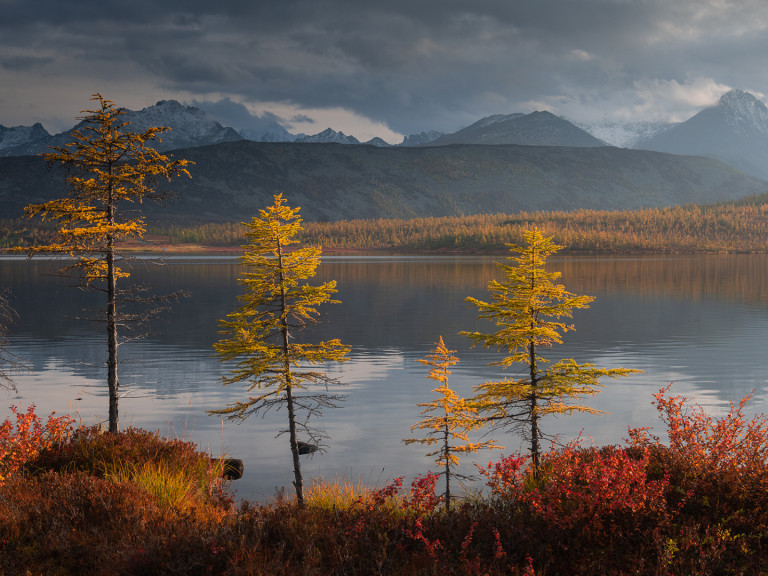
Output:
[
  {"xmin": 404, "ymin": 336, "xmax": 500, "ymax": 510},
  {"xmin": 462, "ymin": 229, "xmax": 638, "ymax": 475},
  {"xmin": 211, "ymin": 194, "xmax": 350, "ymax": 506},
  {"xmin": 23, "ymin": 94, "xmax": 191, "ymax": 433}
]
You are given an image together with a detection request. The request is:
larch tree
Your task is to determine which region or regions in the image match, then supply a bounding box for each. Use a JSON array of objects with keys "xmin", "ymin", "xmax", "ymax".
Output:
[
  {"xmin": 23, "ymin": 94, "xmax": 191, "ymax": 433},
  {"xmin": 404, "ymin": 336, "xmax": 500, "ymax": 510},
  {"xmin": 461, "ymin": 229, "xmax": 639, "ymax": 475},
  {"xmin": 210, "ymin": 194, "xmax": 350, "ymax": 507}
]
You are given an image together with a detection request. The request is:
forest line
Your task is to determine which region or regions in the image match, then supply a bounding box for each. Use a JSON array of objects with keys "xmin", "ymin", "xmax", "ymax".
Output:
[
  {"xmin": 124, "ymin": 193, "xmax": 768, "ymax": 253},
  {"xmin": 4, "ymin": 194, "xmax": 768, "ymax": 254}
]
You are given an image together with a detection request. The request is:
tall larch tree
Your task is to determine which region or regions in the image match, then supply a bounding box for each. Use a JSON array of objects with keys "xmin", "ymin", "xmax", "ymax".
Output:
[
  {"xmin": 210, "ymin": 194, "xmax": 350, "ymax": 507},
  {"xmin": 461, "ymin": 229, "xmax": 639, "ymax": 475},
  {"xmin": 404, "ymin": 336, "xmax": 500, "ymax": 510},
  {"xmin": 23, "ymin": 94, "xmax": 191, "ymax": 433}
]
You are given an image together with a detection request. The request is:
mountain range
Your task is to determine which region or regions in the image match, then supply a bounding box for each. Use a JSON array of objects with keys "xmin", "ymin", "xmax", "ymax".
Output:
[
  {"xmin": 2, "ymin": 89, "xmax": 768, "ymax": 177},
  {"xmin": 1, "ymin": 89, "xmax": 767, "ymax": 223}
]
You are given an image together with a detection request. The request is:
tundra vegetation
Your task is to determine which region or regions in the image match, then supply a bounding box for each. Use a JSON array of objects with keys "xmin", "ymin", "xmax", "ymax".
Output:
[
  {"xmin": 3, "ymin": 387, "xmax": 768, "ymax": 574},
  {"xmin": 18, "ymin": 94, "xmax": 190, "ymax": 433},
  {"xmin": 5, "ymin": 195, "xmax": 768, "ymax": 573}
]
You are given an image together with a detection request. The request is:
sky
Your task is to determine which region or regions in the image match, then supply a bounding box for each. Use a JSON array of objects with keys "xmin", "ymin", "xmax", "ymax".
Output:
[{"xmin": 1, "ymin": 0, "xmax": 768, "ymax": 144}]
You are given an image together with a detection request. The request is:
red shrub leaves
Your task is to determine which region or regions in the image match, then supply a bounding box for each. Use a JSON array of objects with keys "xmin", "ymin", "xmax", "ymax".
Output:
[
  {"xmin": 404, "ymin": 472, "xmax": 441, "ymax": 513},
  {"xmin": 528, "ymin": 445, "xmax": 670, "ymax": 533},
  {"xmin": 629, "ymin": 384, "xmax": 768, "ymax": 478},
  {"xmin": 482, "ymin": 445, "xmax": 670, "ymax": 534},
  {"xmin": 480, "ymin": 453, "xmax": 528, "ymax": 497},
  {"xmin": 0, "ymin": 405, "xmax": 73, "ymax": 484}
]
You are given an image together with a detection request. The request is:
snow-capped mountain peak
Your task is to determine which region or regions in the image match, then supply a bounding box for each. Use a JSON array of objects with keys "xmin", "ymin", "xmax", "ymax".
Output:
[
  {"xmin": 0, "ymin": 122, "xmax": 50, "ymax": 151},
  {"xmin": 577, "ymin": 120, "xmax": 675, "ymax": 148},
  {"xmin": 120, "ymin": 100, "xmax": 242, "ymax": 149},
  {"xmin": 296, "ymin": 128, "xmax": 360, "ymax": 145},
  {"xmin": 717, "ymin": 89, "xmax": 768, "ymax": 135}
]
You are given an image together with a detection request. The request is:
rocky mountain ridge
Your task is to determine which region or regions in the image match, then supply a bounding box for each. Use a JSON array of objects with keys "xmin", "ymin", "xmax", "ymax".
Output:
[
  {"xmin": 427, "ymin": 111, "xmax": 605, "ymax": 147},
  {"xmin": 632, "ymin": 89, "xmax": 768, "ymax": 180},
  {"xmin": 0, "ymin": 100, "xmax": 242, "ymax": 156}
]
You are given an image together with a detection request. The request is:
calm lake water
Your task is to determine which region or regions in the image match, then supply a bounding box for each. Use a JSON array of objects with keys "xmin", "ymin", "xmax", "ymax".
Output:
[{"xmin": 2, "ymin": 253, "xmax": 768, "ymax": 501}]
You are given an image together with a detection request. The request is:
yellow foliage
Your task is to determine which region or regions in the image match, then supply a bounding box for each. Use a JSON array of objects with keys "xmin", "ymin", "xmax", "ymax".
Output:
[
  {"xmin": 405, "ymin": 336, "xmax": 501, "ymax": 508},
  {"xmin": 19, "ymin": 94, "xmax": 191, "ymax": 434},
  {"xmin": 210, "ymin": 194, "xmax": 350, "ymax": 507},
  {"xmin": 462, "ymin": 229, "xmax": 640, "ymax": 473}
]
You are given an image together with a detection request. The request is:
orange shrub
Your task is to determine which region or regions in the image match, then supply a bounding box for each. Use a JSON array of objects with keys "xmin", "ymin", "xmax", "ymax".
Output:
[{"xmin": 0, "ymin": 405, "xmax": 73, "ymax": 485}]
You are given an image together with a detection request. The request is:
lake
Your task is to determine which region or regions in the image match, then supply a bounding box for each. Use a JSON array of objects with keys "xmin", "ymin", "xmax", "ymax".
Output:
[{"xmin": 2, "ymin": 253, "xmax": 768, "ymax": 502}]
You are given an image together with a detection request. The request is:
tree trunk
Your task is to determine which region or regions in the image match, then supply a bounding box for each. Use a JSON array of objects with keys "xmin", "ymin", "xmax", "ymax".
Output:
[
  {"xmin": 106, "ymin": 242, "xmax": 119, "ymax": 433},
  {"xmin": 276, "ymin": 235, "xmax": 304, "ymax": 506},
  {"xmin": 529, "ymin": 252, "xmax": 540, "ymax": 477},
  {"xmin": 106, "ymin": 170, "xmax": 119, "ymax": 434},
  {"xmin": 285, "ymin": 382, "xmax": 304, "ymax": 506},
  {"xmin": 529, "ymin": 339, "xmax": 540, "ymax": 477},
  {"xmin": 443, "ymin": 422, "xmax": 451, "ymax": 511}
]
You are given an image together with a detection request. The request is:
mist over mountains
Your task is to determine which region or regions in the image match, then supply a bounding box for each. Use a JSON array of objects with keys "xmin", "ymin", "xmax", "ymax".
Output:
[
  {"xmin": 2, "ymin": 89, "xmax": 767, "ymax": 176},
  {"xmin": 1, "ymin": 89, "xmax": 767, "ymax": 223}
]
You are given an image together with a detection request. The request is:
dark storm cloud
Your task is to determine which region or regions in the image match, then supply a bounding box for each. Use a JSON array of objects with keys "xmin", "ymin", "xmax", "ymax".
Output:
[{"xmin": 2, "ymin": 0, "xmax": 768, "ymax": 135}]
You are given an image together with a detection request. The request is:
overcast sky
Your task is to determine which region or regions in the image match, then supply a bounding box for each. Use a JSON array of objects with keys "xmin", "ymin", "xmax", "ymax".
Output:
[{"xmin": 2, "ymin": 0, "xmax": 767, "ymax": 143}]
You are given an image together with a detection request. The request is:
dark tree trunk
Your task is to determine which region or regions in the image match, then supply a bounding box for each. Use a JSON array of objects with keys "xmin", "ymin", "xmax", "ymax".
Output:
[
  {"xmin": 106, "ymin": 172, "xmax": 119, "ymax": 434},
  {"xmin": 444, "ymin": 422, "xmax": 451, "ymax": 511},
  {"xmin": 276, "ymin": 235, "xmax": 304, "ymax": 506},
  {"xmin": 530, "ymin": 333, "xmax": 540, "ymax": 477}
]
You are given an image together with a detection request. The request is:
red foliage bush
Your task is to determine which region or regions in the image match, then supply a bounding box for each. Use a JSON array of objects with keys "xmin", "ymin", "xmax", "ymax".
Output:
[
  {"xmin": 0, "ymin": 405, "xmax": 73, "ymax": 484},
  {"xmin": 5, "ymin": 387, "xmax": 768, "ymax": 575}
]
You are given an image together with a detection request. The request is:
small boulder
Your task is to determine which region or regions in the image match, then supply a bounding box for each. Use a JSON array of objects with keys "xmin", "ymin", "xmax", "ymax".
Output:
[{"xmin": 212, "ymin": 458, "xmax": 244, "ymax": 480}]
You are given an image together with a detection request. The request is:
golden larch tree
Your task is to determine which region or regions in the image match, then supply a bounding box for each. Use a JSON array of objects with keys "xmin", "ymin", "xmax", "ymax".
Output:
[
  {"xmin": 23, "ymin": 94, "xmax": 191, "ymax": 433},
  {"xmin": 404, "ymin": 336, "xmax": 500, "ymax": 510},
  {"xmin": 461, "ymin": 229, "xmax": 639, "ymax": 475},
  {"xmin": 210, "ymin": 194, "xmax": 350, "ymax": 507}
]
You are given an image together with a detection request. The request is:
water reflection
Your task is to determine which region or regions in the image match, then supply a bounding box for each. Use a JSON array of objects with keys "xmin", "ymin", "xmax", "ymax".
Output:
[{"xmin": 2, "ymin": 254, "xmax": 768, "ymax": 501}]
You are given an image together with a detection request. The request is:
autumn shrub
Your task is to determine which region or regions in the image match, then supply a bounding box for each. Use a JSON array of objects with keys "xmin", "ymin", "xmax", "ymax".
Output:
[
  {"xmin": 0, "ymin": 470, "xmax": 235, "ymax": 575},
  {"xmin": 7, "ymin": 388, "xmax": 768, "ymax": 575},
  {"xmin": 27, "ymin": 425, "xmax": 232, "ymax": 509},
  {"xmin": 627, "ymin": 386, "xmax": 768, "ymax": 571},
  {"xmin": 0, "ymin": 405, "xmax": 73, "ymax": 485},
  {"xmin": 1, "ymin": 424, "xmax": 236, "ymax": 575}
]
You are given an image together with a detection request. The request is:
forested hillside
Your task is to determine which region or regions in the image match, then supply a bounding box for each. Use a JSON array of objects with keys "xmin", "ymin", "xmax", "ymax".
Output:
[{"xmin": 1, "ymin": 141, "xmax": 765, "ymax": 224}]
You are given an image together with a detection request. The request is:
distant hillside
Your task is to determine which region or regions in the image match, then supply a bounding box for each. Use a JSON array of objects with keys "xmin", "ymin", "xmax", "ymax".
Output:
[
  {"xmin": 1, "ymin": 141, "xmax": 764, "ymax": 224},
  {"xmin": 428, "ymin": 111, "xmax": 606, "ymax": 147}
]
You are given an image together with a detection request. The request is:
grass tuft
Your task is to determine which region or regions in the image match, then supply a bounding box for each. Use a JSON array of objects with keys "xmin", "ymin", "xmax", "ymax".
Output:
[{"xmin": 305, "ymin": 475, "xmax": 373, "ymax": 511}]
